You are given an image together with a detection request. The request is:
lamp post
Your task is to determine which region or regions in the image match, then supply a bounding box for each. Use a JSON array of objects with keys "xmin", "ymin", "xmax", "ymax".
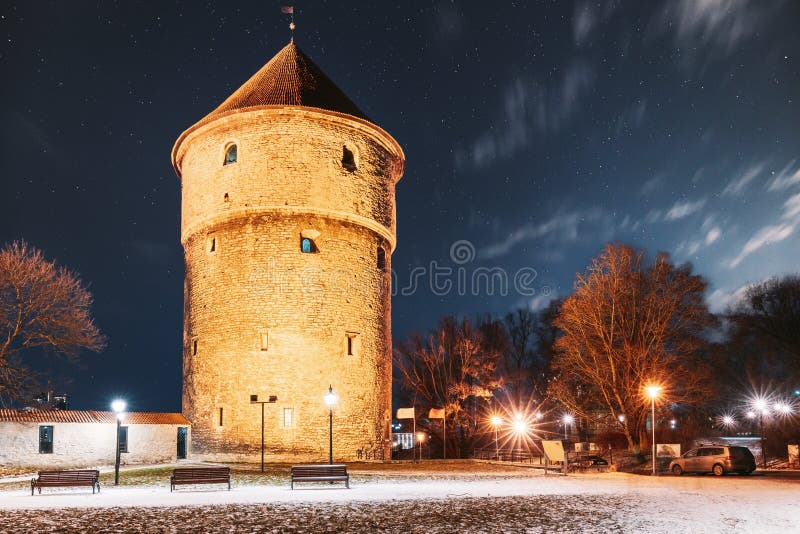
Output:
[
  {"xmin": 324, "ymin": 385, "xmax": 338, "ymax": 464},
  {"xmin": 563, "ymin": 414, "xmax": 574, "ymax": 440},
  {"xmin": 111, "ymin": 399, "xmax": 126, "ymax": 486},
  {"xmin": 490, "ymin": 416, "xmax": 502, "ymax": 460},
  {"xmin": 753, "ymin": 398, "xmax": 768, "ymax": 469},
  {"xmin": 417, "ymin": 432, "xmax": 425, "ymax": 462},
  {"xmin": 250, "ymin": 394, "xmax": 278, "ymax": 473},
  {"xmin": 645, "ymin": 385, "xmax": 662, "ymax": 476}
]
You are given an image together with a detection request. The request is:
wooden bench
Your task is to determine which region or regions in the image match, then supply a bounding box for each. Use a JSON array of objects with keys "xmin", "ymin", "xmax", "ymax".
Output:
[
  {"xmin": 31, "ymin": 469, "xmax": 100, "ymax": 495},
  {"xmin": 290, "ymin": 464, "xmax": 349, "ymax": 489},
  {"xmin": 170, "ymin": 467, "xmax": 231, "ymax": 492}
]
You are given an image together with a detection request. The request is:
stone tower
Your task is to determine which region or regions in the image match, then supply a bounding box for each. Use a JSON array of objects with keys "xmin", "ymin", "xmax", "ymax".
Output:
[{"xmin": 171, "ymin": 41, "xmax": 404, "ymax": 462}]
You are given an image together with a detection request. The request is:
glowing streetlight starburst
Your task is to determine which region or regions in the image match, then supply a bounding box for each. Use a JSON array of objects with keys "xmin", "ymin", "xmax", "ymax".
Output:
[
  {"xmin": 716, "ymin": 414, "xmax": 736, "ymax": 428},
  {"xmin": 645, "ymin": 385, "xmax": 662, "ymax": 400},
  {"xmin": 513, "ymin": 419, "xmax": 527, "ymax": 434}
]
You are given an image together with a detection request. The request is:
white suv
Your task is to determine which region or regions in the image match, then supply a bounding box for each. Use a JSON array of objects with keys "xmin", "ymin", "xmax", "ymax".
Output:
[{"xmin": 669, "ymin": 445, "xmax": 756, "ymax": 476}]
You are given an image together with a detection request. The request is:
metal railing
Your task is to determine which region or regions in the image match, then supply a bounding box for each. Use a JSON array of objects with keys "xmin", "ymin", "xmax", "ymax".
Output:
[{"xmin": 473, "ymin": 447, "xmax": 544, "ymax": 464}]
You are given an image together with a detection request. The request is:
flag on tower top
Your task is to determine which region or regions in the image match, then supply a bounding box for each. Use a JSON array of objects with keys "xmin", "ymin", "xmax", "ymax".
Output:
[{"xmin": 281, "ymin": 6, "xmax": 294, "ymax": 14}]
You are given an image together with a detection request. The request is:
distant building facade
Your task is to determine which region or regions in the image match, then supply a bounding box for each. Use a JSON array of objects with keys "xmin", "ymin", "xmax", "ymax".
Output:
[
  {"xmin": 172, "ymin": 40, "xmax": 404, "ymax": 462},
  {"xmin": 0, "ymin": 409, "xmax": 190, "ymax": 471}
]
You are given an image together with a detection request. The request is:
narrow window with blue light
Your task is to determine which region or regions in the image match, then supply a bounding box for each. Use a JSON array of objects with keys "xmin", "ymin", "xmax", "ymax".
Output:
[
  {"xmin": 224, "ymin": 143, "xmax": 237, "ymax": 165},
  {"xmin": 301, "ymin": 237, "xmax": 317, "ymax": 253}
]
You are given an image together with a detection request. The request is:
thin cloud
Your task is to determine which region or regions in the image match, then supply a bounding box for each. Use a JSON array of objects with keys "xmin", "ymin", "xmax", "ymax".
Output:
[
  {"xmin": 767, "ymin": 160, "xmax": 800, "ymax": 191},
  {"xmin": 705, "ymin": 227, "xmax": 722, "ymax": 245},
  {"xmin": 529, "ymin": 292, "xmax": 557, "ymax": 313},
  {"xmin": 727, "ymin": 185, "xmax": 800, "ymax": 268},
  {"xmin": 664, "ymin": 198, "xmax": 707, "ymax": 221},
  {"xmin": 706, "ymin": 284, "xmax": 750, "ymax": 313},
  {"xmin": 640, "ymin": 174, "xmax": 663, "ymax": 196},
  {"xmin": 645, "ymin": 209, "xmax": 662, "ymax": 223},
  {"xmin": 784, "ymin": 192, "xmax": 800, "ymax": 220},
  {"xmin": 722, "ymin": 163, "xmax": 763, "ymax": 196},
  {"xmin": 654, "ymin": 0, "xmax": 779, "ymax": 57},
  {"xmin": 617, "ymin": 99, "xmax": 648, "ymax": 138},
  {"xmin": 479, "ymin": 209, "xmax": 607, "ymax": 259},
  {"xmin": 457, "ymin": 60, "xmax": 595, "ymax": 170},
  {"xmin": 573, "ymin": 2, "xmax": 597, "ymax": 45},
  {"xmin": 728, "ymin": 223, "xmax": 795, "ymax": 268}
]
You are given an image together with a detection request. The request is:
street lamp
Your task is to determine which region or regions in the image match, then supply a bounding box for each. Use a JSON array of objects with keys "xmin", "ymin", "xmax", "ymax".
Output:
[
  {"xmin": 562, "ymin": 414, "xmax": 574, "ymax": 440},
  {"xmin": 324, "ymin": 385, "xmax": 338, "ymax": 464},
  {"xmin": 111, "ymin": 399, "xmax": 126, "ymax": 486},
  {"xmin": 753, "ymin": 397, "xmax": 768, "ymax": 469},
  {"xmin": 512, "ymin": 418, "xmax": 527, "ymax": 435},
  {"xmin": 490, "ymin": 416, "xmax": 502, "ymax": 460},
  {"xmin": 250, "ymin": 394, "xmax": 278, "ymax": 472},
  {"xmin": 721, "ymin": 415, "xmax": 734, "ymax": 427},
  {"xmin": 417, "ymin": 432, "xmax": 425, "ymax": 462},
  {"xmin": 645, "ymin": 385, "xmax": 662, "ymax": 476}
]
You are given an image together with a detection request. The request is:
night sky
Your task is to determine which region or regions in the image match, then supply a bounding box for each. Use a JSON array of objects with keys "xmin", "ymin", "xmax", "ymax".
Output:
[{"xmin": 2, "ymin": 1, "xmax": 798, "ymax": 412}]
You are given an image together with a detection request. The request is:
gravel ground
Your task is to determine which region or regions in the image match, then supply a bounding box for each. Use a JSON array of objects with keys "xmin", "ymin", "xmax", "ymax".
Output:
[{"xmin": 1, "ymin": 495, "xmax": 634, "ymax": 533}]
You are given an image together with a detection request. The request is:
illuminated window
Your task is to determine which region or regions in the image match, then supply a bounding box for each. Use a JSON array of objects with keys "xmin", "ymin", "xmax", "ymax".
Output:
[
  {"xmin": 301, "ymin": 237, "xmax": 317, "ymax": 253},
  {"xmin": 377, "ymin": 246, "xmax": 386, "ymax": 271},
  {"xmin": 224, "ymin": 143, "xmax": 237, "ymax": 165},
  {"xmin": 39, "ymin": 425, "xmax": 53, "ymax": 454},
  {"xmin": 342, "ymin": 144, "xmax": 357, "ymax": 171},
  {"xmin": 283, "ymin": 407, "xmax": 293, "ymax": 427}
]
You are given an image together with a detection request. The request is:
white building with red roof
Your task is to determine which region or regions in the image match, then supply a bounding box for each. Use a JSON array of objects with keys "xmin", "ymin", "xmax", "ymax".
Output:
[{"xmin": 0, "ymin": 409, "xmax": 190, "ymax": 471}]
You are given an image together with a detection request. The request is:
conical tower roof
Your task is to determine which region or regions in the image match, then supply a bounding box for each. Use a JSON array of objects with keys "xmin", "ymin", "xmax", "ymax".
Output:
[{"xmin": 204, "ymin": 41, "xmax": 368, "ymax": 122}]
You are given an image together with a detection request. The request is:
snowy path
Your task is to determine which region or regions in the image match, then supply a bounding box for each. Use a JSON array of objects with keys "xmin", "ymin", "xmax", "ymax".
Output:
[{"xmin": 1, "ymin": 472, "xmax": 798, "ymax": 532}]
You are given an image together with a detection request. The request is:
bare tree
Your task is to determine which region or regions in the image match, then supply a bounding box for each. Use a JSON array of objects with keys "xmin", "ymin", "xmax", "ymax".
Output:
[
  {"xmin": 549, "ymin": 243, "xmax": 716, "ymax": 451},
  {"xmin": 393, "ymin": 317, "xmax": 503, "ymax": 457},
  {"xmin": 0, "ymin": 241, "xmax": 106, "ymax": 404},
  {"xmin": 503, "ymin": 309, "xmax": 536, "ymax": 406},
  {"xmin": 502, "ymin": 301, "xmax": 561, "ymax": 406},
  {"xmin": 730, "ymin": 275, "xmax": 800, "ymax": 373}
]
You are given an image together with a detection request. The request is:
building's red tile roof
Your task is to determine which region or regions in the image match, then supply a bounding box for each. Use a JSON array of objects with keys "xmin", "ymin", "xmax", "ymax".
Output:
[
  {"xmin": 0, "ymin": 409, "xmax": 189, "ymax": 425},
  {"xmin": 205, "ymin": 41, "xmax": 368, "ymax": 122}
]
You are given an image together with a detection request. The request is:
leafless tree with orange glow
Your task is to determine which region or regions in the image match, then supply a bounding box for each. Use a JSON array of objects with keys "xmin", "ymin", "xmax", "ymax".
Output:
[
  {"xmin": 393, "ymin": 317, "xmax": 503, "ymax": 457},
  {"xmin": 0, "ymin": 241, "xmax": 106, "ymax": 405},
  {"xmin": 549, "ymin": 243, "xmax": 717, "ymax": 451}
]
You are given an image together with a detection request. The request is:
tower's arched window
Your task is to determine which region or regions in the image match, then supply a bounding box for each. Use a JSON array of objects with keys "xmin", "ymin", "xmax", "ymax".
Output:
[
  {"xmin": 224, "ymin": 143, "xmax": 237, "ymax": 165},
  {"xmin": 342, "ymin": 144, "xmax": 357, "ymax": 171}
]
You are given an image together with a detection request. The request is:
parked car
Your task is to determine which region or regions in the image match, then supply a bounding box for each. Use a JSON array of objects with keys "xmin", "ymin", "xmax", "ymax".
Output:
[{"xmin": 669, "ymin": 445, "xmax": 756, "ymax": 476}]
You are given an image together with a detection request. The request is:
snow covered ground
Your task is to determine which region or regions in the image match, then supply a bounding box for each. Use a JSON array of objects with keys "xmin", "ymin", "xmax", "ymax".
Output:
[{"xmin": 1, "ymin": 464, "xmax": 798, "ymax": 532}]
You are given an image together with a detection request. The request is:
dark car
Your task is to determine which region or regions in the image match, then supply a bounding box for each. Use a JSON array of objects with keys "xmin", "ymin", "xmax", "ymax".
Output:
[{"xmin": 669, "ymin": 445, "xmax": 756, "ymax": 476}]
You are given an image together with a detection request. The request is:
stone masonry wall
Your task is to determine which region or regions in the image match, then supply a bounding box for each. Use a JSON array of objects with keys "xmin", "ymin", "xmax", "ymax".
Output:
[
  {"xmin": 0, "ymin": 423, "xmax": 189, "ymax": 471},
  {"xmin": 177, "ymin": 108, "xmax": 402, "ymax": 462}
]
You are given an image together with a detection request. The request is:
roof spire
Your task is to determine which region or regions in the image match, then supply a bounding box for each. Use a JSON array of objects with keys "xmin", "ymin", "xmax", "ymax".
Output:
[{"xmin": 281, "ymin": 6, "xmax": 295, "ymax": 43}]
